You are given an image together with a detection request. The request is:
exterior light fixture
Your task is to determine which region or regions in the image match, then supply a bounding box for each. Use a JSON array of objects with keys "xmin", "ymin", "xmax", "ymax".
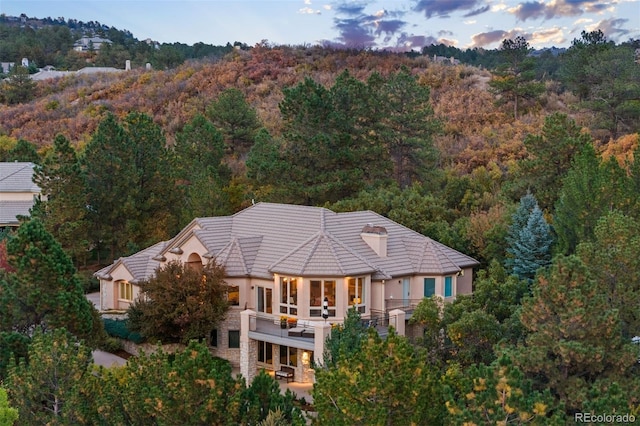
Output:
[{"xmin": 322, "ymin": 296, "xmax": 329, "ymax": 322}]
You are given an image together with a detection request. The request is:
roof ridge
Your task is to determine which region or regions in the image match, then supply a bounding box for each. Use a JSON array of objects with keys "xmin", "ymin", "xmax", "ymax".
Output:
[{"xmin": 0, "ymin": 163, "xmax": 33, "ymax": 182}]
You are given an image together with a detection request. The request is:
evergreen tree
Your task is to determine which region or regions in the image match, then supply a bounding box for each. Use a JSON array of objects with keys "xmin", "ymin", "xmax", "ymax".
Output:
[
  {"xmin": 6, "ymin": 139, "xmax": 40, "ymax": 164},
  {"xmin": 321, "ymin": 307, "xmax": 367, "ymax": 368},
  {"xmin": 520, "ymin": 113, "xmax": 592, "ymax": 211},
  {"xmin": 207, "ymin": 87, "xmax": 261, "ymax": 157},
  {"xmin": 5, "ymin": 328, "xmax": 95, "ymax": 425},
  {"xmin": 32, "ymin": 134, "xmax": 90, "ymax": 264},
  {"xmin": 507, "ymin": 205, "xmax": 553, "ymax": 281},
  {"xmin": 314, "ymin": 330, "xmax": 444, "ymax": 425},
  {"xmin": 489, "ymin": 37, "xmax": 544, "ymax": 119},
  {"xmin": 0, "ymin": 387, "xmax": 18, "ymax": 426},
  {"xmin": 377, "ymin": 66, "xmax": 440, "ymax": 188},
  {"xmin": 0, "ymin": 65, "xmax": 35, "ymax": 104},
  {"xmin": 554, "ymin": 145, "xmax": 632, "ymax": 254},
  {"xmin": 241, "ymin": 370, "xmax": 305, "ymax": 425},
  {"xmin": 83, "ymin": 113, "xmax": 137, "ymax": 261},
  {"xmin": 279, "ymin": 71, "xmax": 390, "ymax": 204},
  {"xmin": 577, "ymin": 211, "xmax": 640, "ymax": 339},
  {"xmin": 0, "ymin": 219, "xmax": 102, "ymax": 346},
  {"xmin": 174, "ymin": 114, "xmax": 231, "ymax": 221},
  {"xmin": 444, "ymin": 354, "xmax": 565, "ymax": 425},
  {"xmin": 510, "ymin": 256, "xmax": 639, "ymax": 415},
  {"xmin": 93, "ymin": 341, "xmax": 246, "ymax": 425}
]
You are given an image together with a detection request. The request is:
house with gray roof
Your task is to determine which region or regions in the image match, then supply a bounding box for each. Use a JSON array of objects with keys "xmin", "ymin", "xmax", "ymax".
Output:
[
  {"xmin": 0, "ymin": 162, "xmax": 41, "ymax": 227},
  {"xmin": 96, "ymin": 202, "xmax": 479, "ymax": 383}
]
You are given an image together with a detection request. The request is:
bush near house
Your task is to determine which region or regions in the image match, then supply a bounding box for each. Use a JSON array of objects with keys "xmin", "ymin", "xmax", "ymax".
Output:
[{"xmin": 102, "ymin": 318, "xmax": 144, "ymax": 344}]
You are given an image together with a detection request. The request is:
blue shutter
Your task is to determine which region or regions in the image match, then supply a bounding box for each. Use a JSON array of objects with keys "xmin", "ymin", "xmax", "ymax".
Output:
[{"xmin": 444, "ymin": 276, "xmax": 452, "ymax": 297}]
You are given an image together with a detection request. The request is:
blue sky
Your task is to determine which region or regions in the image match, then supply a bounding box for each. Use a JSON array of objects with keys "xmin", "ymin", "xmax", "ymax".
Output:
[{"xmin": 1, "ymin": 0, "xmax": 639, "ymax": 50}]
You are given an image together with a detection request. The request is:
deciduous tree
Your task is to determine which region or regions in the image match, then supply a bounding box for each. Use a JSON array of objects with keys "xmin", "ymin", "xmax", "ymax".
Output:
[
  {"xmin": 0, "ymin": 387, "xmax": 18, "ymax": 426},
  {"xmin": 127, "ymin": 260, "xmax": 230, "ymax": 344}
]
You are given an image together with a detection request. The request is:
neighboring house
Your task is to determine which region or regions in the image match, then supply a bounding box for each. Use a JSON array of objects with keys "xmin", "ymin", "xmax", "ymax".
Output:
[
  {"xmin": 31, "ymin": 65, "xmax": 125, "ymax": 81},
  {"xmin": 96, "ymin": 202, "xmax": 479, "ymax": 383},
  {"xmin": 0, "ymin": 162, "xmax": 41, "ymax": 227},
  {"xmin": 73, "ymin": 36, "xmax": 112, "ymax": 52}
]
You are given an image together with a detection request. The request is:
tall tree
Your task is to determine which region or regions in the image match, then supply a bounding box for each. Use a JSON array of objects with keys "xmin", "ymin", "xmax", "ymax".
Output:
[
  {"xmin": 505, "ymin": 203, "xmax": 553, "ymax": 282},
  {"xmin": 554, "ymin": 145, "xmax": 631, "ymax": 254},
  {"xmin": 83, "ymin": 113, "xmax": 137, "ymax": 261},
  {"xmin": 520, "ymin": 113, "xmax": 592, "ymax": 211},
  {"xmin": 559, "ymin": 30, "xmax": 613, "ymax": 102},
  {"xmin": 510, "ymin": 255, "xmax": 639, "ymax": 415},
  {"xmin": 123, "ymin": 112, "xmax": 181, "ymax": 248},
  {"xmin": 577, "ymin": 211, "xmax": 640, "ymax": 340},
  {"xmin": 489, "ymin": 36, "xmax": 544, "ymax": 119},
  {"xmin": 321, "ymin": 307, "xmax": 367, "ymax": 368},
  {"xmin": 32, "ymin": 134, "xmax": 90, "ymax": 264},
  {"xmin": 0, "ymin": 219, "xmax": 102, "ymax": 346},
  {"xmin": 127, "ymin": 260, "xmax": 230, "ymax": 344},
  {"xmin": 0, "ymin": 65, "xmax": 36, "ymax": 104},
  {"xmin": 6, "ymin": 139, "xmax": 40, "ymax": 164},
  {"xmin": 377, "ymin": 67, "xmax": 440, "ymax": 188},
  {"xmin": 444, "ymin": 354, "xmax": 565, "ymax": 425},
  {"xmin": 582, "ymin": 45, "xmax": 640, "ymax": 139},
  {"xmin": 313, "ymin": 330, "xmax": 444, "ymax": 425},
  {"xmin": 93, "ymin": 341, "xmax": 246, "ymax": 425},
  {"xmin": 174, "ymin": 114, "xmax": 231, "ymax": 221},
  {"xmin": 207, "ymin": 87, "xmax": 261, "ymax": 157},
  {"xmin": 5, "ymin": 328, "xmax": 95, "ymax": 425},
  {"xmin": 279, "ymin": 71, "xmax": 390, "ymax": 204}
]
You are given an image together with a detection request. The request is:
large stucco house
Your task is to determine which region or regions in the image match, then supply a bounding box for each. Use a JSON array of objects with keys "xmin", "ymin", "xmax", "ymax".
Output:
[{"xmin": 96, "ymin": 202, "xmax": 479, "ymax": 383}]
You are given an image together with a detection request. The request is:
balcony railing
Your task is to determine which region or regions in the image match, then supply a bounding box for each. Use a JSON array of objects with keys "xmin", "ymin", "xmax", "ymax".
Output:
[{"xmin": 384, "ymin": 298, "xmax": 424, "ymax": 313}]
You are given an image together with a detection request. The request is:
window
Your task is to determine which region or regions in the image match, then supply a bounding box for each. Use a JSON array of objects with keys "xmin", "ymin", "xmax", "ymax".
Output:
[
  {"xmin": 228, "ymin": 286, "xmax": 239, "ymax": 306},
  {"xmin": 228, "ymin": 330, "xmax": 240, "ymax": 348},
  {"xmin": 280, "ymin": 345, "xmax": 297, "ymax": 367},
  {"xmin": 279, "ymin": 277, "xmax": 298, "ymax": 316},
  {"xmin": 310, "ymin": 280, "xmax": 336, "ymax": 317},
  {"xmin": 258, "ymin": 340, "xmax": 273, "ymax": 365},
  {"xmin": 424, "ymin": 278, "xmax": 435, "ymax": 297},
  {"xmin": 118, "ymin": 281, "xmax": 133, "ymax": 301},
  {"xmin": 444, "ymin": 276, "xmax": 453, "ymax": 298},
  {"xmin": 348, "ymin": 277, "xmax": 365, "ymax": 313},
  {"xmin": 257, "ymin": 287, "xmax": 272, "ymax": 314},
  {"xmin": 210, "ymin": 329, "xmax": 218, "ymax": 347}
]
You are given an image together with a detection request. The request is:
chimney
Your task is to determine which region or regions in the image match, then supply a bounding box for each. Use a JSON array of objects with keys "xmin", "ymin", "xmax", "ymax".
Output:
[
  {"xmin": 361, "ymin": 224, "xmax": 388, "ymax": 257},
  {"xmin": 125, "ymin": 60, "xmax": 131, "ymax": 71}
]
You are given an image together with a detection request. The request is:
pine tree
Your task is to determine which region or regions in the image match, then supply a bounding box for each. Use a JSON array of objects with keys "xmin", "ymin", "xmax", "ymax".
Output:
[
  {"xmin": 1, "ymin": 65, "xmax": 36, "ymax": 104},
  {"xmin": 32, "ymin": 134, "xmax": 90, "ymax": 264},
  {"xmin": 6, "ymin": 328, "xmax": 95, "ymax": 425},
  {"xmin": 577, "ymin": 211, "xmax": 640, "ymax": 340},
  {"xmin": 0, "ymin": 219, "xmax": 102, "ymax": 346},
  {"xmin": 207, "ymin": 87, "xmax": 261, "ymax": 157},
  {"xmin": 314, "ymin": 330, "xmax": 444, "ymax": 425},
  {"xmin": 511, "ymin": 256, "xmax": 639, "ymax": 414}
]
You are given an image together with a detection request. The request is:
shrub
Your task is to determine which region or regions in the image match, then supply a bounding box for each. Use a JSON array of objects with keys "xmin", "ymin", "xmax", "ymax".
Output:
[{"xmin": 103, "ymin": 318, "xmax": 144, "ymax": 344}]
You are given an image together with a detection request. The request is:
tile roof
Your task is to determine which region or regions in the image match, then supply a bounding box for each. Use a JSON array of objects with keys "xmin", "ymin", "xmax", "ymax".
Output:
[
  {"xmin": 0, "ymin": 200, "xmax": 33, "ymax": 226},
  {"xmin": 0, "ymin": 162, "xmax": 40, "ymax": 193},
  {"xmin": 98, "ymin": 203, "xmax": 479, "ymax": 281}
]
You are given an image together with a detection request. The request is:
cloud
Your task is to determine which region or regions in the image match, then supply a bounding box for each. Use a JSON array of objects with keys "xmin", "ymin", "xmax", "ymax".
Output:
[
  {"xmin": 510, "ymin": 0, "xmax": 616, "ymax": 21},
  {"xmin": 414, "ymin": 0, "xmax": 488, "ymax": 18},
  {"xmin": 394, "ymin": 33, "xmax": 439, "ymax": 51},
  {"xmin": 333, "ymin": 16, "xmax": 377, "ymax": 47},
  {"xmin": 464, "ymin": 5, "xmax": 491, "ymax": 17},
  {"xmin": 470, "ymin": 28, "xmax": 525, "ymax": 47},
  {"xmin": 528, "ymin": 26, "xmax": 566, "ymax": 45},
  {"xmin": 587, "ymin": 17, "xmax": 632, "ymax": 41},
  {"xmin": 334, "ymin": 2, "xmax": 367, "ymax": 16},
  {"xmin": 298, "ymin": 7, "xmax": 321, "ymax": 15}
]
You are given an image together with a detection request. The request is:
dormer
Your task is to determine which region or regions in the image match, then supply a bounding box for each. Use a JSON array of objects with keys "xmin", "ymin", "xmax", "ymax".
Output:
[{"xmin": 361, "ymin": 223, "xmax": 388, "ymax": 257}]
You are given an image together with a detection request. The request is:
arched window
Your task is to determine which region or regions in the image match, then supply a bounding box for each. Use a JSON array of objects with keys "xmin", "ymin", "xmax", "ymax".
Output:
[{"xmin": 186, "ymin": 252, "xmax": 203, "ymax": 272}]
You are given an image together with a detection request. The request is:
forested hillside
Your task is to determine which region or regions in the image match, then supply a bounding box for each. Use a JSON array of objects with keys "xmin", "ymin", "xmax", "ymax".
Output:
[{"xmin": 1, "ymin": 28, "xmax": 640, "ymax": 423}]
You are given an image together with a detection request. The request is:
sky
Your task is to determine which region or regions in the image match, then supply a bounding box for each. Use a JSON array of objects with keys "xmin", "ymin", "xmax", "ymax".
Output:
[{"xmin": 1, "ymin": 0, "xmax": 639, "ymax": 51}]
